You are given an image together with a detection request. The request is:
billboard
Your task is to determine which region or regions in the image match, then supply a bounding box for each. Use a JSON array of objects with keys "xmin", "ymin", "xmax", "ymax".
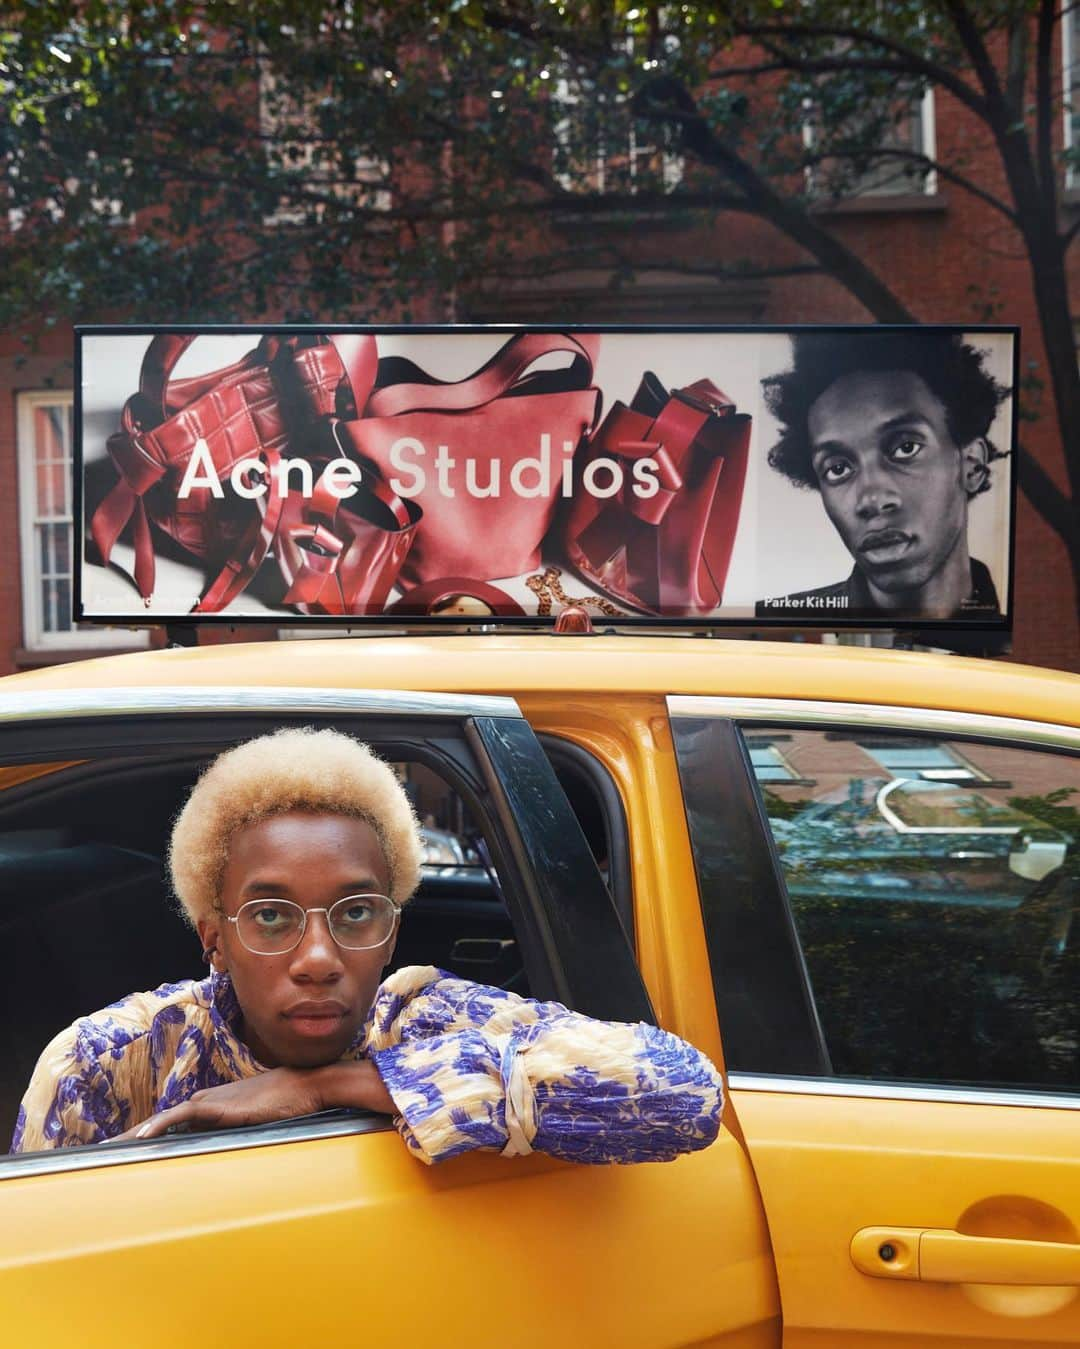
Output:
[{"xmin": 76, "ymin": 325, "xmax": 1017, "ymax": 628}]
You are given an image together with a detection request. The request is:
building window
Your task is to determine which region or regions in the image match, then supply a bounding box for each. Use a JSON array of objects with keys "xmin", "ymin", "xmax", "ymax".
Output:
[
  {"xmin": 553, "ymin": 76, "xmax": 684, "ymax": 197},
  {"xmin": 857, "ymin": 739, "xmax": 984, "ymax": 782},
  {"xmin": 258, "ymin": 57, "xmax": 391, "ymax": 225},
  {"xmin": 551, "ymin": 18, "xmax": 684, "ymax": 200},
  {"xmin": 745, "ymin": 737, "xmax": 801, "ymax": 782},
  {"xmin": 16, "ymin": 392, "xmax": 145, "ymax": 653},
  {"xmin": 804, "ymin": 87, "xmax": 937, "ymax": 200}
]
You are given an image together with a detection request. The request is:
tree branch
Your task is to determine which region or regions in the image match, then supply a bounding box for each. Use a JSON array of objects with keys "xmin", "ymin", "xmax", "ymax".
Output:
[
  {"xmin": 808, "ymin": 147, "xmax": 1018, "ymax": 224},
  {"xmin": 735, "ymin": 20, "xmax": 990, "ymax": 120},
  {"xmin": 939, "ymin": 0, "xmax": 1009, "ymax": 117},
  {"xmin": 708, "ymin": 54, "xmax": 938, "ymax": 83},
  {"xmin": 635, "ymin": 76, "xmax": 916, "ymax": 322}
]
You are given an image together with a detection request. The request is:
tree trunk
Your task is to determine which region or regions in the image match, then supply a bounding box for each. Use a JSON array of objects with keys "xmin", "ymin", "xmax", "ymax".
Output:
[{"xmin": 1005, "ymin": 178, "xmax": 1080, "ymax": 618}]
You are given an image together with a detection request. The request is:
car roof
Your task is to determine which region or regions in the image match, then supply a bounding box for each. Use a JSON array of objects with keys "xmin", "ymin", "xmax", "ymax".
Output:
[{"xmin": 4, "ymin": 636, "xmax": 1079, "ymax": 727}]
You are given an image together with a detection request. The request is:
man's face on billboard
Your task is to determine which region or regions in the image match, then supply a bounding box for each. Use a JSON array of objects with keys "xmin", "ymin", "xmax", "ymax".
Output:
[{"xmin": 807, "ymin": 370, "xmax": 973, "ymax": 598}]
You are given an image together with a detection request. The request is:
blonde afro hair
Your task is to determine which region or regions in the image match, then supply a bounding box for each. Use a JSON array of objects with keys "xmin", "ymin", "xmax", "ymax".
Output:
[{"xmin": 169, "ymin": 727, "xmax": 424, "ymax": 928}]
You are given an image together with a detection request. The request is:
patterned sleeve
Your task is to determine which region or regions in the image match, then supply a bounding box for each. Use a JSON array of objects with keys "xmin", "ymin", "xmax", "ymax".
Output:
[
  {"xmin": 366, "ymin": 968, "xmax": 724, "ymax": 1166},
  {"xmin": 9, "ymin": 1025, "xmax": 123, "ymax": 1153}
]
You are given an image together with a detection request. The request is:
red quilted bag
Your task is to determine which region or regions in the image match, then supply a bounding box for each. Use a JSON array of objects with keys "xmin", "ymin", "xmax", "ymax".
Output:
[{"xmin": 562, "ymin": 371, "xmax": 752, "ymax": 616}]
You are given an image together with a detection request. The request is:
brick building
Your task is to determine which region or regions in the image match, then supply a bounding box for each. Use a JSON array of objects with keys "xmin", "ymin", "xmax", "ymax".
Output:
[{"xmin": 2, "ymin": 19, "xmax": 1077, "ymax": 674}]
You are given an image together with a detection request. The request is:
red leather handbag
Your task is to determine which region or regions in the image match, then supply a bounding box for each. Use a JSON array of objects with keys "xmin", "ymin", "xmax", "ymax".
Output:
[
  {"xmin": 90, "ymin": 333, "xmax": 420, "ymax": 615},
  {"xmin": 561, "ymin": 372, "xmax": 752, "ymax": 617},
  {"xmin": 335, "ymin": 331, "xmax": 601, "ymax": 585}
]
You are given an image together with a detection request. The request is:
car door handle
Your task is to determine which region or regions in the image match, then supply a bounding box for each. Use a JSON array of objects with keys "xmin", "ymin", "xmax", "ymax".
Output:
[
  {"xmin": 450, "ymin": 938, "xmax": 516, "ymax": 963},
  {"xmin": 852, "ymin": 1226, "xmax": 1080, "ymax": 1285}
]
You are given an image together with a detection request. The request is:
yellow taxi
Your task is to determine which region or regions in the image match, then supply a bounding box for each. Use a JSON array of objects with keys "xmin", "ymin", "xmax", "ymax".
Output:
[{"xmin": 0, "ymin": 633, "xmax": 1077, "ymax": 1348}]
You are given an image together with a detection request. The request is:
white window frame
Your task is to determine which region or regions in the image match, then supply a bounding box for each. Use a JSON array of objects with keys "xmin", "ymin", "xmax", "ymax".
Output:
[
  {"xmin": 1064, "ymin": 3, "xmax": 1078, "ymax": 192},
  {"xmin": 16, "ymin": 391, "xmax": 147, "ymax": 653}
]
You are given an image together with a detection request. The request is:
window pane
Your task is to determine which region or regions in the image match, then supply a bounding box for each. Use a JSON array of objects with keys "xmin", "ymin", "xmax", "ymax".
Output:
[
  {"xmin": 35, "ymin": 460, "xmax": 53, "ymax": 518},
  {"xmin": 748, "ymin": 746, "xmax": 780, "ymax": 767},
  {"xmin": 866, "ymin": 745, "xmax": 958, "ymax": 769},
  {"xmin": 754, "ymin": 764, "xmax": 795, "ymax": 782},
  {"xmin": 747, "ymin": 728, "xmax": 1079, "ymax": 1091},
  {"xmin": 55, "ymin": 578, "xmax": 71, "ymax": 631},
  {"xmin": 860, "ymin": 743, "xmax": 979, "ymax": 778},
  {"xmin": 746, "ymin": 741, "xmax": 802, "ymax": 782},
  {"xmin": 54, "ymin": 523, "xmax": 70, "ymax": 575},
  {"xmin": 34, "ymin": 404, "xmax": 70, "ymax": 462},
  {"xmin": 40, "ymin": 578, "xmax": 58, "ymax": 634},
  {"xmin": 50, "ymin": 461, "xmax": 69, "ymax": 518}
]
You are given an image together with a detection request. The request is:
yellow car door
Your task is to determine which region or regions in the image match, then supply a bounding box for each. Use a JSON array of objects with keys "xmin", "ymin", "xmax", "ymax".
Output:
[
  {"xmin": 670, "ymin": 693, "xmax": 1080, "ymax": 1348},
  {"xmin": 0, "ymin": 683, "xmax": 780, "ymax": 1349}
]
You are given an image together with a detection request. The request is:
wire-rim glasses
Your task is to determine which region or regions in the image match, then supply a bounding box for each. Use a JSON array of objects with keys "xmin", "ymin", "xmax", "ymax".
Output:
[{"xmin": 226, "ymin": 894, "xmax": 401, "ymax": 955}]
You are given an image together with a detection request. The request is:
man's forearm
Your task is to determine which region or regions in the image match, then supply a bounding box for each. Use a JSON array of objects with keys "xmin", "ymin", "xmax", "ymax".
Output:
[{"xmin": 312, "ymin": 1059, "xmax": 396, "ymax": 1116}]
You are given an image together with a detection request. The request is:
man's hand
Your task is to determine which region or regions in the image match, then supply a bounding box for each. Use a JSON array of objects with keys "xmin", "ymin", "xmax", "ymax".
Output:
[
  {"xmin": 125, "ymin": 1068, "xmax": 329, "ymax": 1141},
  {"xmin": 112, "ymin": 1060, "xmax": 396, "ymax": 1143}
]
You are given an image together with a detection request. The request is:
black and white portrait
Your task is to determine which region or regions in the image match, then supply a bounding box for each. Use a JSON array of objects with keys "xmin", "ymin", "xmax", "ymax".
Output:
[{"xmin": 755, "ymin": 331, "xmax": 1013, "ymax": 623}]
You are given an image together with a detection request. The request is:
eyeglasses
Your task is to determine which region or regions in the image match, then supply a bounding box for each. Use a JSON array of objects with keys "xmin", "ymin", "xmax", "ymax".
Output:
[{"xmin": 226, "ymin": 894, "xmax": 401, "ymax": 955}]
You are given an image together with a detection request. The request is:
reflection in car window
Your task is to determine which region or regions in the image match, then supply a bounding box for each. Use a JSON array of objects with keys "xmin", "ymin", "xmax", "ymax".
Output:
[
  {"xmin": 857, "ymin": 740, "xmax": 984, "ymax": 782},
  {"xmin": 747, "ymin": 729, "xmax": 1078, "ymax": 1092}
]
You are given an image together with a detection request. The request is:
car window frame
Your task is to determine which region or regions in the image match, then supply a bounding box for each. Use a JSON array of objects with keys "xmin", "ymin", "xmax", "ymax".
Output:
[
  {"xmin": 0, "ymin": 685, "xmax": 653, "ymax": 1179},
  {"xmin": 669, "ymin": 693, "xmax": 1080, "ymax": 1113},
  {"xmin": 537, "ymin": 732, "xmax": 635, "ymax": 954}
]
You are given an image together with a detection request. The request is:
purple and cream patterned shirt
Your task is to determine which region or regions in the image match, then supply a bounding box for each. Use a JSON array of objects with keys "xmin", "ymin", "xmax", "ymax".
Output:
[{"xmin": 10, "ymin": 965, "xmax": 724, "ymax": 1165}]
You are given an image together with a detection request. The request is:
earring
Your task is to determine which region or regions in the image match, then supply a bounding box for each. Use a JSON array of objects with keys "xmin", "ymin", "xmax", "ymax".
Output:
[{"xmin": 201, "ymin": 946, "xmax": 217, "ymax": 965}]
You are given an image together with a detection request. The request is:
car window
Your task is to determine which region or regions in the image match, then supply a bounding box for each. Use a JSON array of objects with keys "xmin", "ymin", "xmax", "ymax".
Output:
[
  {"xmin": 0, "ymin": 751, "xmax": 522, "ymax": 1153},
  {"xmin": 745, "ymin": 728, "xmax": 1079, "ymax": 1092},
  {"xmin": 538, "ymin": 734, "xmax": 635, "ymax": 952}
]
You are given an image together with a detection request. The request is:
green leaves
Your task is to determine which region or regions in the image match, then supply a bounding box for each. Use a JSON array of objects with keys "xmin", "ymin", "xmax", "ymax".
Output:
[{"xmin": 0, "ymin": 0, "xmax": 1067, "ymax": 332}]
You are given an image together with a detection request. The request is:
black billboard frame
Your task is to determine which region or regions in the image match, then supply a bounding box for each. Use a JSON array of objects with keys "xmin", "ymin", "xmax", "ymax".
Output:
[{"xmin": 73, "ymin": 322, "xmax": 1020, "ymax": 636}]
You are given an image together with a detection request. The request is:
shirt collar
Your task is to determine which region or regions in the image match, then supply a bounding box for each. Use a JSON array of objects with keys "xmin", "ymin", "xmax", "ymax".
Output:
[
  {"xmin": 208, "ymin": 970, "xmax": 264, "ymax": 1076},
  {"xmin": 847, "ymin": 557, "xmax": 999, "ymax": 617}
]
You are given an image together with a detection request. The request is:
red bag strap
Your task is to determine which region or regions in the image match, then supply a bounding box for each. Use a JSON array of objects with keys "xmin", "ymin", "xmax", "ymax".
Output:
[
  {"xmin": 137, "ymin": 332, "xmax": 379, "ymax": 424},
  {"xmin": 365, "ymin": 331, "xmax": 599, "ymax": 418},
  {"xmin": 191, "ymin": 450, "xmax": 289, "ymax": 614},
  {"xmin": 138, "ymin": 334, "xmax": 200, "ymax": 415}
]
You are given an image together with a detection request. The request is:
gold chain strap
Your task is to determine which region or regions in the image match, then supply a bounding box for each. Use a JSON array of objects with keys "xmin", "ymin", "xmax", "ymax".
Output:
[{"xmin": 525, "ymin": 566, "xmax": 623, "ymax": 618}]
